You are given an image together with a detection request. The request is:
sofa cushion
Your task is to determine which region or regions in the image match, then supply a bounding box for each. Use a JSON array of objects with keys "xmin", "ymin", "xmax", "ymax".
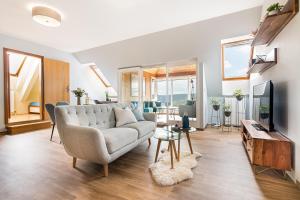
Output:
[
  {"xmin": 122, "ymin": 121, "xmax": 156, "ymax": 138},
  {"xmin": 114, "ymin": 107, "xmax": 137, "ymax": 127},
  {"xmin": 131, "ymin": 107, "xmax": 145, "ymax": 121},
  {"xmin": 102, "ymin": 128, "xmax": 138, "ymax": 154}
]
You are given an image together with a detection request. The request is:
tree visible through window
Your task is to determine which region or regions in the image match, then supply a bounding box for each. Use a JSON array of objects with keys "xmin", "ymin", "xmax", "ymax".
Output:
[{"xmin": 222, "ymin": 40, "xmax": 251, "ymax": 80}]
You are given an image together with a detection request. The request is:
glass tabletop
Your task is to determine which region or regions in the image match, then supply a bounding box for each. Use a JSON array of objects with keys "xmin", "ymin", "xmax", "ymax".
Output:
[
  {"xmin": 165, "ymin": 125, "xmax": 197, "ymax": 133},
  {"xmin": 154, "ymin": 128, "xmax": 182, "ymax": 141}
]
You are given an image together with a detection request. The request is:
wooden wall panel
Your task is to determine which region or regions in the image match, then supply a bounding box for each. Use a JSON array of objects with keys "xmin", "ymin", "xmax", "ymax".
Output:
[{"xmin": 44, "ymin": 58, "xmax": 70, "ymax": 119}]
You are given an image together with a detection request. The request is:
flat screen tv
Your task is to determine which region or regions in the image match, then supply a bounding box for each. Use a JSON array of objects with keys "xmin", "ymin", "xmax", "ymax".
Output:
[{"xmin": 252, "ymin": 81, "xmax": 274, "ymax": 132}]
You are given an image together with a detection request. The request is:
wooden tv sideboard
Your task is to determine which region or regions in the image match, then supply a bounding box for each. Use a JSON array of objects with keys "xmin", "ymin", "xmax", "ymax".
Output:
[{"xmin": 241, "ymin": 120, "xmax": 292, "ymax": 172}]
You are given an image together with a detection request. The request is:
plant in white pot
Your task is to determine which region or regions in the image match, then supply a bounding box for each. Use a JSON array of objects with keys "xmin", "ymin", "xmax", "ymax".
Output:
[
  {"xmin": 72, "ymin": 88, "xmax": 86, "ymax": 105},
  {"xmin": 267, "ymin": 3, "xmax": 284, "ymax": 16}
]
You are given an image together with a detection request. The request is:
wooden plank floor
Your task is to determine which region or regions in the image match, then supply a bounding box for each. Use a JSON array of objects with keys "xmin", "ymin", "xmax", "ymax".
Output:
[{"xmin": 0, "ymin": 128, "xmax": 300, "ymax": 200}]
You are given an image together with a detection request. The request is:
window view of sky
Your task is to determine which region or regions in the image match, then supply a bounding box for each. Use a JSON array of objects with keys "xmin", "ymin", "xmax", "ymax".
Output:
[{"xmin": 224, "ymin": 43, "xmax": 251, "ymax": 78}]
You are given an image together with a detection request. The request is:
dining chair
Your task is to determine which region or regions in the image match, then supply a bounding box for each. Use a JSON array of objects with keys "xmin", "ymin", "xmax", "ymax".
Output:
[
  {"xmin": 56, "ymin": 101, "xmax": 69, "ymax": 106},
  {"xmin": 45, "ymin": 104, "xmax": 56, "ymax": 141}
]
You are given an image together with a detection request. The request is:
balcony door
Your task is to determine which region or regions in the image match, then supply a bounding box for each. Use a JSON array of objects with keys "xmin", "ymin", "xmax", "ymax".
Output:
[{"xmin": 118, "ymin": 59, "xmax": 198, "ymax": 126}]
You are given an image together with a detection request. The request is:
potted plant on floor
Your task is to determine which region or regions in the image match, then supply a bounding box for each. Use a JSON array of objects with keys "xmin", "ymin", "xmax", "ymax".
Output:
[
  {"xmin": 223, "ymin": 103, "xmax": 231, "ymax": 117},
  {"xmin": 210, "ymin": 97, "xmax": 220, "ymax": 111},
  {"xmin": 267, "ymin": 3, "xmax": 284, "ymax": 16},
  {"xmin": 72, "ymin": 88, "xmax": 86, "ymax": 105},
  {"xmin": 259, "ymin": 105, "xmax": 269, "ymax": 119},
  {"xmin": 233, "ymin": 89, "xmax": 244, "ymax": 101}
]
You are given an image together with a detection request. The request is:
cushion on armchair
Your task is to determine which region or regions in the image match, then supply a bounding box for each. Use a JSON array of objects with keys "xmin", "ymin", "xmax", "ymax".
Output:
[{"xmin": 144, "ymin": 101, "xmax": 149, "ymax": 108}]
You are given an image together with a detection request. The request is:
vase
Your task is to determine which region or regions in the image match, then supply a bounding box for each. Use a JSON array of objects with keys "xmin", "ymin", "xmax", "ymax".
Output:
[
  {"xmin": 182, "ymin": 115, "xmax": 189, "ymax": 129},
  {"xmin": 77, "ymin": 96, "xmax": 81, "ymax": 105}
]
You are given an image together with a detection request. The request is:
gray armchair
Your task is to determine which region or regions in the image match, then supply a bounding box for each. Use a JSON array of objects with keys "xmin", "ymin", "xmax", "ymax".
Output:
[{"xmin": 179, "ymin": 101, "xmax": 196, "ymax": 118}]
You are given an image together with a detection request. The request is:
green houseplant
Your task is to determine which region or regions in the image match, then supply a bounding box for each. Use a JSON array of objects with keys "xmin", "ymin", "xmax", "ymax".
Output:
[
  {"xmin": 72, "ymin": 88, "xmax": 86, "ymax": 105},
  {"xmin": 267, "ymin": 3, "xmax": 284, "ymax": 15},
  {"xmin": 259, "ymin": 105, "xmax": 269, "ymax": 119},
  {"xmin": 233, "ymin": 89, "xmax": 243, "ymax": 101},
  {"xmin": 210, "ymin": 97, "xmax": 220, "ymax": 111},
  {"xmin": 223, "ymin": 103, "xmax": 231, "ymax": 117}
]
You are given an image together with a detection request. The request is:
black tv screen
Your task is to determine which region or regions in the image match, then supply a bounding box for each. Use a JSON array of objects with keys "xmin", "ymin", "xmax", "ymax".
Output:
[{"xmin": 252, "ymin": 81, "xmax": 274, "ymax": 132}]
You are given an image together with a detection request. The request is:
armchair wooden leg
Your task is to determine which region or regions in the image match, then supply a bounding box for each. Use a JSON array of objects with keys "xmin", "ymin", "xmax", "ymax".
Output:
[
  {"xmin": 148, "ymin": 138, "xmax": 151, "ymax": 146},
  {"xmin": 72, "ymin": 157, "xmax": 77, "ymax": 168},
  {"xmin": 103, "ymin": 164, "xmax": 108, "ymax": 177}
]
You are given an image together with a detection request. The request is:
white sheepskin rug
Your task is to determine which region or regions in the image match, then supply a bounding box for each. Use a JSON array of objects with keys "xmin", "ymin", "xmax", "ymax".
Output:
[{"xmin": 149, "ymin": 151, "xmax": 201, "ymax": 186}]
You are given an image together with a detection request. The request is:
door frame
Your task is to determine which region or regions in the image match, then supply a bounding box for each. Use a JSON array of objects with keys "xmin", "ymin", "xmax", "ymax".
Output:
[{"xmin": 3, "ymin": 48, "xmax": 45, "ymax": 125}]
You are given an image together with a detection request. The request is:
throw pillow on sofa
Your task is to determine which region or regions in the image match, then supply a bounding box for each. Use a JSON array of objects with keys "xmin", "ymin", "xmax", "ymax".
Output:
[
  {"xmin": 114, "ymin": 107, "xmax": 137, "ymax": 127},
  {"xmin": 131, "ymin": 107, "xmax": 145, "ymax": 121}
]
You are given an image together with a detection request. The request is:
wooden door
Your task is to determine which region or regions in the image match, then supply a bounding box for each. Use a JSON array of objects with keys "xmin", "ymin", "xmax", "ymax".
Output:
[{"xmin": 44, "ymin": 58, "xmax": 70, "ymax": 119}]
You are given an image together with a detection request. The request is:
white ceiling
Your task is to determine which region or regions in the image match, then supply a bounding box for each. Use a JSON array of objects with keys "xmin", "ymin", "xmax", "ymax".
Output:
[{"xmin": 0, "ymin": 0, "xmax": 263, "ymax": 52}]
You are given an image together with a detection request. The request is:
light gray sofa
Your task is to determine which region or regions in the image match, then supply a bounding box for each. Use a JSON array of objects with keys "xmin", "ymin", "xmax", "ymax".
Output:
[{"xmin": 55, "ymin": 103, "xmax": 156, "ymax": 176}]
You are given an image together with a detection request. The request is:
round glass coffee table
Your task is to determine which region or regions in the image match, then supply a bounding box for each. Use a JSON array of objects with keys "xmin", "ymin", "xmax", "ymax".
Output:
[
  {"xmin": 154, "ymin": 126, "xmax": 197, "ymax": 169},
  {"xmin": 154, "ymin": 128, "xmax": 182, "ymax": 169}
]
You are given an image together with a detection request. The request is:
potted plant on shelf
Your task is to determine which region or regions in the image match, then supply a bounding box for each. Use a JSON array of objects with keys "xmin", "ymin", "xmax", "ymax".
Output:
[
  {"xmin": 210, "ymin": 97, "xmax": 220, "ymax": 111},
  {"xmin": 233, "ymin": 89, "xmax": 244, "ymax": 101},
  {"xmin": 72, "ymin": 88, "xmax": 86, "ymax": 105},
  {"xmin": 259, "ymin": 105, "xmax": 269, "ymax": 119},
  {"xmin": 223, "ymin": 103, "xmax": 231, "ymax": 117},
  {"xmin": 267, "ymin": 3, "xmax": 284, "ymax": 16}
]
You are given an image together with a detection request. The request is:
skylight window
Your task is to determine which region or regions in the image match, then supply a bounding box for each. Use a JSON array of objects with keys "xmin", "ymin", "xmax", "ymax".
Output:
[
  {"xmin": 221, "ymin": 39, "xmax": 252, "ymax": 80},
  {"xmin": 90, "ymin": 65, "xmax": 111, "ymax": 87}
]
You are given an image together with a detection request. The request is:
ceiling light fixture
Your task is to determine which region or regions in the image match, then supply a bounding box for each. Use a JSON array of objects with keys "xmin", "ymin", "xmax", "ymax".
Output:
[{"xmin": 32, "ymin": 6, "xmax": 61, "ymax": 27}]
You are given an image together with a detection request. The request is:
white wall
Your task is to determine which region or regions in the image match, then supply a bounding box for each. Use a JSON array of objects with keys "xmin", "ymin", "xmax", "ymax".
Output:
[
  {"xmin": 74, "ymin": 7, "xmax": 262, "ymax": 96},
  {"xmin": 0, "ymin": 34, "xmax": 107, "ymax": 131},
  {"xmin": 249, "ymin": 0, "xmax": 300, "ymax": 182},
  {"xmin": 222, "ymin": 80, "xmax": 250, "ymax": 96}
]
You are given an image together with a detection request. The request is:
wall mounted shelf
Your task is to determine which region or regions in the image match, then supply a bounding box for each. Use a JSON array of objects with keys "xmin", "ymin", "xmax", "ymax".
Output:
[
  {"xmin": 248, "ymin": 61, "xmax": 277, "ymax": 74},
  {"xmin": 248, "ymin": 48, "xmax": 277, "ymax": 74},
  {"xmin": 252, "ymin": 0, "xmax": 299, "ymax": 46}
]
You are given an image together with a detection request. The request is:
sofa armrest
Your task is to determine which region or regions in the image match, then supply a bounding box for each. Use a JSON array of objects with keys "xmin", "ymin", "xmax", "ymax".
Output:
[
  {"xmin": 143, "ymin": 112, "xmax": 157, "ymax": 123},
  {"xmin": 62, "ymin": 124, "xmax": 110, "ymax": 164}
]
